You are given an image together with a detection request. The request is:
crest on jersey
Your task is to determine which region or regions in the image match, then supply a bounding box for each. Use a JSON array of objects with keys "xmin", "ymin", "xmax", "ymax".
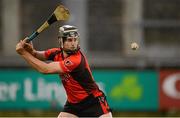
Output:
[{"xmin": 64, "ymin": 59, "xmax": 73, "ymax": 66}]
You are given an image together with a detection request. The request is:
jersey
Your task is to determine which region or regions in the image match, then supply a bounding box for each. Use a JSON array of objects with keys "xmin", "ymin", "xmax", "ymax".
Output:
[{"xmin": 44, "ymin": 48, "xmax": 103, "ymax": 103}]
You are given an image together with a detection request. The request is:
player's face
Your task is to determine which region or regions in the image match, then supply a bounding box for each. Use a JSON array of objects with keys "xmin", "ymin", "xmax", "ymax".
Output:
[{"xmin": 63, "ymin": 37, "xmax": 79, "ymax": 51}]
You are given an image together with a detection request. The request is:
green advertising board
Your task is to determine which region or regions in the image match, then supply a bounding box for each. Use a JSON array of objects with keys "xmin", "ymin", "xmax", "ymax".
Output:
[
  {"xmin": 0, "ymin": 69, "xmax": 158, "ymax": 110},
  {"xmin": 93, "ymin": 70, "xmax": 158, "ymax": 111},
  {"xmin": 0, "ymin": 69, "xmax": 65, "ymax": 109}
]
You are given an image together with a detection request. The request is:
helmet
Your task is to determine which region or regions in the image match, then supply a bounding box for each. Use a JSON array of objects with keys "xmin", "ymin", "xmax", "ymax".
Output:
[{"xmin": 58, "ymin": 25, "xmax": 80, "ymax": 55}]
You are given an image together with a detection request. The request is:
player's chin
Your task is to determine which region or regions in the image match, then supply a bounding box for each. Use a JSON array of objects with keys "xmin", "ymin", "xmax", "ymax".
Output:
[{"xmin": 70, "ymin": 47, "xmax": 77, "ymax": 50}]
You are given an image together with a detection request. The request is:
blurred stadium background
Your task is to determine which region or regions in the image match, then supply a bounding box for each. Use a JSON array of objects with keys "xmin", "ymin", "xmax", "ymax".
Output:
[{"xmin": 0, "ymin": 0, "xmax": 180, "ymax": 117}]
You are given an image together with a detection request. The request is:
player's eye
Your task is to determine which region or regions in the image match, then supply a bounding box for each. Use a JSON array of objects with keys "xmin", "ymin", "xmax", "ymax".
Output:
[{"xmin": 67, "ymin": 38, "xmax": 73, "ymax": 42}]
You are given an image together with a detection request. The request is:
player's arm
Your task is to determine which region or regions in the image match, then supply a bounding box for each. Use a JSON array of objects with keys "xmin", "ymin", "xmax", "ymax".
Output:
[
  {"xmin": 23, "ymin": 37, "xmax": 47, "ymax": 61},
  {"xmin": 22, "ymin": 52, "xmax": 63, "ymax": 74},
  {"xmin": 16, "ymin": 40, "xmax": 64, "ymax": 74},
  {"xmin": 33, "ymin": 50, "xmax": 47, "ymax": 61}
]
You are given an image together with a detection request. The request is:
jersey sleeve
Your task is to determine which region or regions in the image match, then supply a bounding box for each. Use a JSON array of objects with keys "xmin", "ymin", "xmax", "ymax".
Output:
[
  {"xmin": 44, "ymin": 48, "xmax": 60, "ymax": 60},
  {"xmin": 59, "ymin": 53, "xmax": 81, "ymax": 73}
]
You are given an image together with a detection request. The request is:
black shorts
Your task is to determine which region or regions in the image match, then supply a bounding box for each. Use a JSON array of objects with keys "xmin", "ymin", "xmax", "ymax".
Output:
[{"xmin": 62, "ymin": 94, "xmax": 111, "ymax": 117}]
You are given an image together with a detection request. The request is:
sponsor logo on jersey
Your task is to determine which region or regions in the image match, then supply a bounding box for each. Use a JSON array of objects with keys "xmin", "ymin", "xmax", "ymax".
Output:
[{"xmin": 64, "ymin": 59, "xmax": 73, "ymax": 67}]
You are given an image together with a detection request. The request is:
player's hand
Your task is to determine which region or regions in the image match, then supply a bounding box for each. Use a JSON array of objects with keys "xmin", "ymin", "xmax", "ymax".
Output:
[
  {"xmin": 16, "ymin": 40, "xmax": 26, "ymax": 55},
  {"xmin": 23, "ymin": 37, "xmax": 36, "ymax": 55}
]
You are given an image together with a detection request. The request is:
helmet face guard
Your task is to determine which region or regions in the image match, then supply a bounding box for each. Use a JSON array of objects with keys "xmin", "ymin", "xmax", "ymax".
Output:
[
  {"xmin": 58, "ymin": 25, "xmax": 80, "ymax": 55},
  {"xmin": 62, "ymin": 31, "xmax": 79, "ymax": 43}
]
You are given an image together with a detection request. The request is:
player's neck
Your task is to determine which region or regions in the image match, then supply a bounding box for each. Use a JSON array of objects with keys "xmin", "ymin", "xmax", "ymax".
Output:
[{"xmin": 62, "ymin": 51, "xmax": 69, "ymax": 58}]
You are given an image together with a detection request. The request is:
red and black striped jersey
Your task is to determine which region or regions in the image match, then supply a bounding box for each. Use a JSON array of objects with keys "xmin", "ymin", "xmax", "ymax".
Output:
[{"xmin": 44, "ymin": 48, "xmax": 103, "ymax": 103}]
